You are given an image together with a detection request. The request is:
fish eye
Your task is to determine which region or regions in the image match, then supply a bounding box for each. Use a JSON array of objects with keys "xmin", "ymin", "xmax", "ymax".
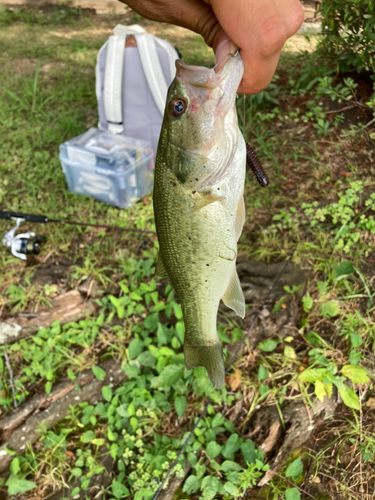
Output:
[{"xmin": 170, "ymin": 98, "xmax": 187, "ymax": 117}]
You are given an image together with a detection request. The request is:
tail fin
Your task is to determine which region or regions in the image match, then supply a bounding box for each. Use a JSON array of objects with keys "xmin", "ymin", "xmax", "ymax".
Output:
[{"xmin": 184, "ymin": 343, "xmax": 225, "ymax": 389}]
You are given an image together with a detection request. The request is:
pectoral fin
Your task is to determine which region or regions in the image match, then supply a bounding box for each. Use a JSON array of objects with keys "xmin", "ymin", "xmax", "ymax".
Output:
[
  {"xmin": 235, "ymin": 195, "xmax": 245, "ymax": 241},
  {"xmin": 192, "ymin": 192, "xmax": 224, "ymax": 213},
  {"xmin": 155, "ymin": 254, "xmax": 169, "ymax": 280},
  {"xmin": 222, "ymin": 268, "xmax": 245, "ymax": 318}
]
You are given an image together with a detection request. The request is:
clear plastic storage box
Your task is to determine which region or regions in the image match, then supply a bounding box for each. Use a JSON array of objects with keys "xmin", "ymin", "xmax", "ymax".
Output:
[{"xmin": 59, "ymin": 128, "xmax": 154, "ymax": 209}]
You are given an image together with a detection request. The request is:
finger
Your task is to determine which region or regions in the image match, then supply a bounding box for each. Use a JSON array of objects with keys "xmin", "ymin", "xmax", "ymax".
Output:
[
  {"xmin": 209, "ymin": 0, "xmax": 304, "ymax": 94},
  {"xmin": 121, "ymin": 0, "xmax": 222, "ymax": 48}
]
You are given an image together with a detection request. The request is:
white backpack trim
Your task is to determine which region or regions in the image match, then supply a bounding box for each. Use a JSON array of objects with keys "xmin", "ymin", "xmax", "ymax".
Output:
[
  {"xmin": 134, "ymin": 33, "xmax": 169, "ymax": 116},
  {"xmin": 104, "ymin": 33, "xmax": 126, "ymax": 134}
]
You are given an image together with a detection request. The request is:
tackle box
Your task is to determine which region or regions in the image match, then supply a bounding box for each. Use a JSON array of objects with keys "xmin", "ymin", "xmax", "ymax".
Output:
[{"xmin": 59, "ymin": 128, "xmax": 154, "ymax": 209}]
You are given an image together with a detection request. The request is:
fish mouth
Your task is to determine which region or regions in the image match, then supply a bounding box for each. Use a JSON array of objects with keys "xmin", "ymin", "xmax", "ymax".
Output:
[{"xmin": 175, "ymin": 55, "xmax": 243, "ymax": 110}]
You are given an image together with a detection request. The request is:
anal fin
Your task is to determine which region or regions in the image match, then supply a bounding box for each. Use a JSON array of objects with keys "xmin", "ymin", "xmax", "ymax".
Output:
[
  {"xmin": 155, "ymin": 254, "xmax": 169, "ymax": 280},
  {"xmin": 222, "ymin": 269, "xmax": 245, "ymax": 318}
]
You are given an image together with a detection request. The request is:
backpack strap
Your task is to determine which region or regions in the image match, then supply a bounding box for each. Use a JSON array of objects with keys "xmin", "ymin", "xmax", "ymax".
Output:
[
  {"xmin": 134, "ymin": 33, "xmax": 169, "ymax": 116},
  {"xmin": 102, "ymin": 25, "xmax": 148, "ymax": 134},
  {"xmin": 103, "ymin": 33, "xmax": 126, "ymax": 134},
  {"xmin": 95, "ymin": 40, "xmax": 107, "ymax": 105}
]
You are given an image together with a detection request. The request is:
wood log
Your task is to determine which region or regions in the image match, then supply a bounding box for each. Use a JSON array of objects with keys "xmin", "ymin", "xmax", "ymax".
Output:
[
  {"xmin": 0, "ymin": 359, "xmax": 126, "ymax": 474},
  {"xmin": 0, "ymin": 290, "xmax": 95, "ymax": 345}
]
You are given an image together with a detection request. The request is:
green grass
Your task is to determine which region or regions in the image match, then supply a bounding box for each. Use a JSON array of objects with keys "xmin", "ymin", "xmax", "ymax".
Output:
[{"xmin": 0, "ymin": 6, "xmax": 375, "ymax": 500}]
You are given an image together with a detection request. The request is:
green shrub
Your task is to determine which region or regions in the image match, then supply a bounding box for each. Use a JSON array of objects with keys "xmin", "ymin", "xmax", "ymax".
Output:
[{"xmin": 318, "ymin": 0, "xmax": 375, "ymax": 74}]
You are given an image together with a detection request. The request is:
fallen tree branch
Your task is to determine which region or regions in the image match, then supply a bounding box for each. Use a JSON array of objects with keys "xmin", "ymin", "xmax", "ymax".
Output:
[{"xmin": 0, "ymin": 358, "xmax": 126, "ymax": 474}]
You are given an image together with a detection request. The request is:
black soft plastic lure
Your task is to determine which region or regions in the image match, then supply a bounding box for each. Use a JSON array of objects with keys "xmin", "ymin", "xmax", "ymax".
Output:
[{"xmin": 245, "ymin": 142, "xmax": 269, "ymax": 187}]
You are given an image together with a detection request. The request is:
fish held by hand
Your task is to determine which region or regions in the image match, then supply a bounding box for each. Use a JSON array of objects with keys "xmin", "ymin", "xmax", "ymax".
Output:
[{"xmin": 153, "ymin": 51, "xmax": 246, "ymax": 390}]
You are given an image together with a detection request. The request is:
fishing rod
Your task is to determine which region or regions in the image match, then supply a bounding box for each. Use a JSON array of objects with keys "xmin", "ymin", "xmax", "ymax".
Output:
[
  {"xmin": 2, "ymin": 210, "xmax": 374, "ymax": 263},
  {"xmin": 0, "ymin": 210, "xmax": 155, "ymax": 260}
]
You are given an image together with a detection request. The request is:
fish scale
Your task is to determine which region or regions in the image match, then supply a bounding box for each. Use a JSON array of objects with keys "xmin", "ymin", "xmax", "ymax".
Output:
[{"xmin": 153, "ymin": 54, "xmax": 246, "ymax": 389}]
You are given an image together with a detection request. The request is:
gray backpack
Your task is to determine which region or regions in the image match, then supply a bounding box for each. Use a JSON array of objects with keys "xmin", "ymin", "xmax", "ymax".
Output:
[{"xmin": 95, "ymin": 24, "xmax": 179, "ymax": 158}]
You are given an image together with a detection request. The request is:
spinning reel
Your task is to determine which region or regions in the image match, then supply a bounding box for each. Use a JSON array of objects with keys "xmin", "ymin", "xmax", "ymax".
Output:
[{"xmin": 1, "ymin": 212, "xmax": 48, "ymax": 261}]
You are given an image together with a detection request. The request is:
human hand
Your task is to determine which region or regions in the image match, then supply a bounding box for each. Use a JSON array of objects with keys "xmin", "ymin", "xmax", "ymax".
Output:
[{"xmin": 119, "ymin": 0, "xmax": 304, "ymax": 94}]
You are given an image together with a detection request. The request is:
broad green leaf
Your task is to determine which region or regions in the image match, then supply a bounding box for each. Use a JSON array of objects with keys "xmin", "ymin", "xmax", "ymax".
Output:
[
  {"xmin": 206, "ymin": 441, "xmax": 222, "ymax": 459},
  {"xmin": 284, "ymin": 346, "xmax": 296, "ymax": 359},
  {"xmin": 221, "ymin": 460, "xmax": 242, "ymax": 472},
  {"xmin": 116, "ymin": 405, "xmax": 128, "ymax": 418},
  {"xmin": 349, "ymin": 333, "xmax": 362, "ymax": 348},
  {"xmin": 305, "ymin": 332, "xmax": 322, "ymax": 346},
  {"xmin": 9, "ymin": 458, "xmax": 20, "ymax": 475},
  {"xmin": 320, "ymin": 301, "xmax": 340, "ymax": 318},
  {"xmin": 299, "ymin": 368, "xmax": 321, "ymax": 383},
  {"xmin": 337, "ymin": 386, "xmax": 360, "ymax": 410},
  {"xmin": 70, "ymin": 468, "xmax": 82, "ymax": 477},
  {"xmin": 81, "ymin": 430, "xmax": 94, "ymax": 443},
  {"xmin": 193, "ymin": 367, "xmax": 213, "ymax": 397},
  {"xmin": 92, "ymin": 438, "xmax": 104, "ymax": 446},
  {"xmin": 136, "ymin": 350, "xmax": 156, "ymax": 367},
  {"xmin": 130, "ymin": 417, "xmax": 138, "ymax": 431},
  {"xmin": 127, "ymin": 402, "xmax": 135, "ymax": 416},
  {"xmin": 224, "ymin": 482, "xmax": 237, "ymax": 495},
  {"xmin": 241, "ymin": 439, "xmax": 256, "ymax": 464},
  {"xmin": 173, "ymin": 303, "xmax": 183, "ymax": 320},
  {"xmin": 143, "ymin": 312, "xmax": 159, "ymax": 331},
  {"xmin": 156, "ymin": 322, "xmax": 169, "ymax": 344},
  {"xmin": 112, "ymin": 481, "xmax": 130, "ymax": 499},
  {"xmin": 314, "ymin": 380, "xmax": 327, "ymax": 402},
  {"xmin": 151, "ymin": 364, "xmax": 184, "ymax": 387},
  {"xmin": 102, "ymin": 385, "xmax": 112, "ymax": 402},
  {"xmin": 222, "ymin": 434, "xmax": 242, "ymax": 460},
  {"xmin": 128, "ymin": 339, "xmax": 144, "ymax": 360},
  {"xmin": 285, "ymin": 457, "xmax": 303, "ymax": 480},
  {"xmin": 183, "ymin": 475, "xmax": 200, "ymax": 494},
  {"xmin": 45, "ymin": 381, "xmax": 52, "ymax": 395},
  {"xmin": 107, "ymin": 427, "xmax": 116, "ymax": 441},
  {"xmin": 258, "ymin": 365, "xmax": 268, "ymax": 381},
  {"xmin": 187, "ymin": 452, "xmax": 197, "ymax": 467},
  {"xmin": 232, "ymin": 327, "xmax": 243, "ymax": 341},
  {"xmin": 174, "ymin": 395, "xmax": 187, "ymax": 418},
  {"xmin": 201, "ymin": 476, "xmax": 220, "ymax": 499},
  {"xmin": 259, "ymin": 384, "xmax": 270, "ymax": 397},
  {"xmin": 6, "ymin": 478, "xmax": 36, "ymax": 496},
  {"xmin": 341, "ymin": 365, "xmax": 369, "ymax": 384},
  {"xmin": 285, "ymin": 487, "xmax": 301, "ymax": 500},
  {"xmin": 349, "ymin": 350, "xmax": 361, "ymax": 365},
  {"xmin": 67, "ymin": 369, "xmax": 76, "ymax": 380},
  {"xmin": 333, "ymin": 261, "xmax": 354, "ymax": 279},
  {"xmin": 258, "ymin": 339, "xmax": 278, "ymax": 352},
  {"xmin": 302, "ymin": 294, "xmax": 313, "ymax": 312},
  {"xmin": 211, "ymin": 413, "xmax": 224, "ymax": 428},
  {"xmin": 92, "ymin": 365, "xmax": 106, "ymax": 380},
  {"xmin": 175, "ymin": 321, "xmax": 185, "ymax": 341}
]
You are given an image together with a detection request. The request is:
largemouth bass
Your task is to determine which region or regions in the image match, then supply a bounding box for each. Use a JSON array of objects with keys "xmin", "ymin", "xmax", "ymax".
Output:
[{"xmin": 153, "ymin": 52, "xmax": 246, "ymax": 389}]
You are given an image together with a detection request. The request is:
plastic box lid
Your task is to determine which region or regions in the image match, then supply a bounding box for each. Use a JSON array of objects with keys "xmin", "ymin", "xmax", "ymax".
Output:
[{"xmin": 59, "ymin": 128, "xmax": 152, "ymax": 174}]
